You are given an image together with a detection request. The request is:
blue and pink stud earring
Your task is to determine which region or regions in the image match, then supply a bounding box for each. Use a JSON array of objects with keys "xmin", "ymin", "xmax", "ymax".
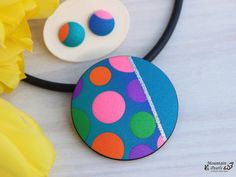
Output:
[{"xmin": 89, "ymin": 10, "xmax": 115, "ymax": 36}]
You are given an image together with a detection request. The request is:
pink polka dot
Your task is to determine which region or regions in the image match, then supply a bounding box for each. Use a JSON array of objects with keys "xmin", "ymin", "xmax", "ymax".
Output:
[
  {"xmin": 109, "ymin": 56, "xmax": 134, "ymax": 73},
  {"xmin": 95, "ymin": 10, "xmax": 113, "ymax": 20},
  {"xmin": 157, "ymin": 136, "xmax": 164, "ymax": 148},
  {"xmin": 92, "ymin": 91, "xmax": 126, "ymax": 124}
]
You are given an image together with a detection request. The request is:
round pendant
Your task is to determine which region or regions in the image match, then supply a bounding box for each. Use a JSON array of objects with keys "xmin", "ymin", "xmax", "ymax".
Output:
[{"xmin": 71, "ymin": 56, "xmax": 178, "ymax": 160}]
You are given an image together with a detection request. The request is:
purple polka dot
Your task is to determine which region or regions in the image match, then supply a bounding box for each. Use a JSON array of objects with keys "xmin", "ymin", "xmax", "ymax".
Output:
[
  {"xmin": 129, "ymin": 145, "xmax": 153, "ymax": 159},
  {"xmin": 126, "ymin": 79, "xmax": 147, "ymax": 102},
  {"xmin": 73, "ymin": 79, "xmax": 83, "ymax": 99}
]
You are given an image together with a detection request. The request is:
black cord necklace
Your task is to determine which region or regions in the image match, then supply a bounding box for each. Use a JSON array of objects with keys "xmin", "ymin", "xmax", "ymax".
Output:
[{"xmin": 24, "ymin": 0, "xmax": 183, "ymax": 161}]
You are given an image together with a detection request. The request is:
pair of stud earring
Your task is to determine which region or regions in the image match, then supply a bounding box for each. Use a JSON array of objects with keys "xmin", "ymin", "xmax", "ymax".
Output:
[{"xmin": 58, "ymin": 10, "xmax": 115, "ymax": 48}]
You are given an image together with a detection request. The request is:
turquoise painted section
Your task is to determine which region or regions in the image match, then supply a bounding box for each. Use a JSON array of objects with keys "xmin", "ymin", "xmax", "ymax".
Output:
[{"xmin": 133, "ymin": 57, "xmax": 178, "ymax": 138}]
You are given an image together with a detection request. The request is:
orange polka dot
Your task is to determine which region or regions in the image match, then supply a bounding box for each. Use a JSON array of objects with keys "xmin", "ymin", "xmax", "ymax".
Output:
[
  {"xmin": 92, "ymin": 132, "xmax": 124, "ymax": 159},
  {"xmin": 59, "ymin": 23, "xmax": 69, "ymax": 42},
  {"xmin": 90, "ymin": 66, "xmax": 111, "ymax": 86}
]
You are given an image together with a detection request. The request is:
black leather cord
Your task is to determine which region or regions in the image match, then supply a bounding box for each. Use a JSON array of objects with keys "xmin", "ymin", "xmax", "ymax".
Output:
[{"xmin": 24, "ymin": 0, "xmax": 183, "ymax": 92}]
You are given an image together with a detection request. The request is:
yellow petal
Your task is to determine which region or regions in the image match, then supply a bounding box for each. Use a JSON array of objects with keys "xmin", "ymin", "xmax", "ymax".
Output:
[
  {"xmin": 0, "ymin": 82, "xmax": 5, "ymax": 94},
  {"xmin": 0, "ymin": 2, "xmax": 25, "ymax": 28},
  {"xmin": 0, "ymin": 0, "xmax": 20, "ymax": 7},
  {"xmin": 0, "ymin": 39, "xmax": 25, "ymax": 59},
  {"xmin": 17, "ymin": 54, "xmax": 26, "ymax": 79},
  {"xmin": 22, "ymin": 0, "xmax": 37, "ymax": 13},
  {"xmin": 21, "ymin": 0, "xmax": 38, "ymax": 18},
  {"xmin": 31, "ymin": 0, "xmax": 59, "ymax": 19},
  {"xmin": 0, "ymin": 57, "xmax": 20, "ymax": 87},
  {"xmin": 11, "ymin": 18, "xmax": 33, "ymax": 52},
  {"xmin": 0, "ymin": 21, "xmax": 5, "ymax": 47},
  {"xmin": 0, "ymin": 54, "xmax": 25, "ymax": 93},
  {"xmin": 0, "ymin": 98, "xmax": 55, "ymax": 177},
  {"xmin": 0, "ymin": 133, "xmax": 33, "ymax": 177}
]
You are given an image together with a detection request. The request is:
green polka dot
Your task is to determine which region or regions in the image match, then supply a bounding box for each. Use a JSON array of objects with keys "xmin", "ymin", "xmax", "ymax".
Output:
[
  {"xmin": 72, "ymin": 109, "xmax": 90, "ymax": 141},
  {"xmin": 130, "ymin": 112, "xmax": 156, "ymax": 139}
]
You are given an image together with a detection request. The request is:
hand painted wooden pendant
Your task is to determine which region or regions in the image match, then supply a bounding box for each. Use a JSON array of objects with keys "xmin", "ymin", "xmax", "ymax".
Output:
[{"xmin": 71, "ymin": 56, "xmax": 178, "ymax": 160}]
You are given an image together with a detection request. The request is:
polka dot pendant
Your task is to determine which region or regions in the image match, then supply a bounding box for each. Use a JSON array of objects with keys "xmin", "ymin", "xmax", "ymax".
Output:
[{"xmin": 71, "ymin": 56, "xmax": 178, "ymax": 160}]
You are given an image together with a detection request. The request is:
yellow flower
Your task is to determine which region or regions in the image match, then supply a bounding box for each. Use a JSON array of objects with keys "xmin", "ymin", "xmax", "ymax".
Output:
[
  {"xmin": 0, "ymin": 0, "xmax": 59, "ymax": 94},
  {"xmin": 0, "ymin": 54, "xmax": 25, "ymax": 94},
  {"xmin": 0, "ymin": 98, "xmax": 55, "ymax": 177}
]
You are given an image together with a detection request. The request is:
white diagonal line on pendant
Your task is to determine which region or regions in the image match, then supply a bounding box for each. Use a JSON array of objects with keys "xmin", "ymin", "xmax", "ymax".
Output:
[{"xmin": 129, "ymin": 57, "xmax": 167, "ymax": 141}]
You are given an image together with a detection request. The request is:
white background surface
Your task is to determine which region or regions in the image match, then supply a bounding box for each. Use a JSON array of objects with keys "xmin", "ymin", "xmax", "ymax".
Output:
[{"xmin": 3, "ymin": 0, "xmax": 236, "ymax": 176}]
